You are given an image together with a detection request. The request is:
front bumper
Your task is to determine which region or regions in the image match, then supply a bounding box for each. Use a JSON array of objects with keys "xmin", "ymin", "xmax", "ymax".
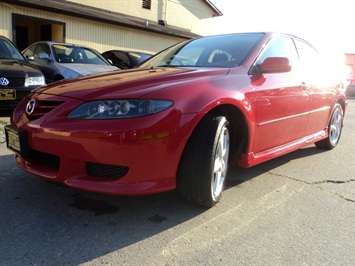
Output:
[{"xmin": 9, "ymin": 98, "xmax": 194, "ymax": 195}]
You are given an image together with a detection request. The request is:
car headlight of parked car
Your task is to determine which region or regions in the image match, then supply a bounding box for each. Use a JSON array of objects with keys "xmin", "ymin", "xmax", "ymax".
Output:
[
  {"xmin": 67, "ymin": 99, "xmax": 174, "ymax": 119},
  {"xmin": 25, "ymin": 76, "xmax": 46, "ymax": 87}
]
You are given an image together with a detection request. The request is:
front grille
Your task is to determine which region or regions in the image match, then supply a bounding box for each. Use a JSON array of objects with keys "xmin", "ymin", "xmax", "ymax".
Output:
[
  {"xmin": 27, "ymin": 149, "xmax": 60, "ymax": 170},
  {"xmin": 7, "ymin": 77, "xmax": 25, "ymax": 87},
  {"xmin": 27, "ymin": 100, "xmax": 64, "ymax": 120},
  {"xmin": 86, "ymin": 162, "xmax": 129, "ymax": 179}
]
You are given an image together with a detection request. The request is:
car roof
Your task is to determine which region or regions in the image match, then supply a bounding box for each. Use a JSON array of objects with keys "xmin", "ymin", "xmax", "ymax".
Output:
[
  {"xmin": 28, "ymin": 41, "xmax": 94, "ymax": 49},
  {"xmin": 104, "ymin": 50, "xmax": 153, "ymax": 55},
  {"xmin": 0, "ymin": 35, "xmax": 16, "ymax": 43},
  {"xmin": 0, "ymin": 35, "xmax": 10, "ymax": 41}
]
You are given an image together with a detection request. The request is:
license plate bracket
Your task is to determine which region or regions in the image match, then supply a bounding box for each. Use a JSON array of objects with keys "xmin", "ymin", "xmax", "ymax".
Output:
[{"xmin": 4, "ymin": 125, "xmax": 29, "ymax": 157}]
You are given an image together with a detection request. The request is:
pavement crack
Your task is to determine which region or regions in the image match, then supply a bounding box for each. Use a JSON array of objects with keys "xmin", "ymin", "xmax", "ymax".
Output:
[
  {"xmin": 265, "ymin": 170, "xmax": 355, "ymax": 185},
  {"xmin": 336, "ymin": 193, "xmax": 355, "ymax": 203},
  {"xmin": 312, "ymin": 179, "xmax": 355, "ymax": 185},
  {"xmin": 264, "ymin": 170, "xmax": 355, "ymax": 203}
]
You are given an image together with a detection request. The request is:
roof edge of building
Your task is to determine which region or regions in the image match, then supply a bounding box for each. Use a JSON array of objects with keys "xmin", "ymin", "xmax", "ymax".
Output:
[
  {"xmin": 1, "ymin": 0, "xmax": 201, "ymax": 39},
  {"xmin": 203, "ymin": 0, "xmax": 223, "ymax": 17}
]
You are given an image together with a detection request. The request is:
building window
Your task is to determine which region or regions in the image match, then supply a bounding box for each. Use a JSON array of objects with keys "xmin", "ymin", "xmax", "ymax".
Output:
[{"xmin": 142, "ymin": 0, "xmax": 151, "ymax": 9}]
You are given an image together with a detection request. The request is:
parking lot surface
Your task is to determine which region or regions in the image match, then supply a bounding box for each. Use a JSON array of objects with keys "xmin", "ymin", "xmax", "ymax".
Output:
[{"xmin": 0, "ymin": 100, "xmax": 354, "ymax": 265}]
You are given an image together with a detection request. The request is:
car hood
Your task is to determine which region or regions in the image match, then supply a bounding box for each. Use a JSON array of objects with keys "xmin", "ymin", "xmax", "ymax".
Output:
[
  {"xmin": 36, "ymin": 67, "xmax": 230, "ymax": 100},
  {"xmin": 0, "ymin": 59, "xmax": 43, "ymax": 77},
  {"xmin": 60, "ymin": 63, "xmax": 118, "ymax": 76}
]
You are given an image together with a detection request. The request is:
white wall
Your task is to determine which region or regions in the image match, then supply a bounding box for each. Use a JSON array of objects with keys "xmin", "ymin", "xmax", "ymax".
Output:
[{"xmin": 1, "ymin": 3, "xmax": 184, "ymax": 54}]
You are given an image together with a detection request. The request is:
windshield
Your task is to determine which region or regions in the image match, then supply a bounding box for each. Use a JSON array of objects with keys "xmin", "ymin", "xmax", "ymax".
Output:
[
  {"xmin": 139, "ymin": 33, "xmax": 264, "ymax": 69},
  {"xmin": 0, "ymin": 38, "xmax": 26, "ymax": 61},
  {"xmin": 53, "ymin": 44, "xmax": 109, "ymax": 65}
]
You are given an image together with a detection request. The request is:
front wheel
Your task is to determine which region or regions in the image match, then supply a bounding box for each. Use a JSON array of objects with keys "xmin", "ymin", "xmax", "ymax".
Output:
[
  {"xmin": 315, "ymin": 103, "xmax": 343, "ymax": 149},
  {"xmin": 177, "ymin": 114, "xmax": 230, "ymax": 208}
]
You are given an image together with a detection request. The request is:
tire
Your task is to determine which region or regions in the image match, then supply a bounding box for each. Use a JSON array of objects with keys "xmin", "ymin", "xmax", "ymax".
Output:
[
  {"xmin": 177, "ymin": 113, "xmax": 230, "ymax": 208},
  {"xmin": 315, "ymin": 103, "xmax": 343, "ymax": 149}
]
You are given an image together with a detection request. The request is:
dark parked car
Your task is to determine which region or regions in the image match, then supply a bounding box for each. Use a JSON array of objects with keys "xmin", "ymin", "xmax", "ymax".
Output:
[
  {"xmin": 5, "ymin": 32, "xmax": 347, "ymax": 207},
  {"xmin": 102, "ymin": 50, "xmax": 153, "ymax": 69},
  {"xmin": 346, "ymin": 79, "xmax": 355, "ymax": 97},
  {"xmin": 23, "ymin": 41, "xmax": 118, "ymax": 83},
  {"xmin": 0, "ymin": 35, "xmax": 45, "ymax": 110}
]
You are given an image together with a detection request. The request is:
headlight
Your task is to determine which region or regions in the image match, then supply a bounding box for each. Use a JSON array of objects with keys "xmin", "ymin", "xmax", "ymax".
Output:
[
  {"xmin": 67, "ymin": 99, "xmax": 174, "ymax": 119},
  {"xmin": 25, "ymin": 76, "xmax": 45, "ymax": 86}
]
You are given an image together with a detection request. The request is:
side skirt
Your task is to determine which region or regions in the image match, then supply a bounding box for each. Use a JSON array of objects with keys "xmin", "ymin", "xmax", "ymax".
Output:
[{"xmin": 238, "ymin": 129, "xmax": 328, "ymax": 168}]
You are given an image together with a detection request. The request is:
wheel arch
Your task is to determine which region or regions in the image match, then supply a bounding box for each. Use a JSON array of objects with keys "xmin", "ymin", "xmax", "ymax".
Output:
[
  {"xmin": 176, "ymin": 104, "xmax": 249, "ymax": 206},
  {"xmin": 327, "ymin": 99, "xmax": 347, "ymax": 129},
  {"xmin": 193, "ymin": 104, "xmax": 249, "ymax": 166},
  {"xmin": 337, "ymin": 98, "xmax": 347, "ymax": 121}
]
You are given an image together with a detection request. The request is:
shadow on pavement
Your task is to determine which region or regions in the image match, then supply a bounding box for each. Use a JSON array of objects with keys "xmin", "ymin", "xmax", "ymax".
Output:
[{"xmin": 0, "ymin": 143, "xmax": 330, "ymax": 265}]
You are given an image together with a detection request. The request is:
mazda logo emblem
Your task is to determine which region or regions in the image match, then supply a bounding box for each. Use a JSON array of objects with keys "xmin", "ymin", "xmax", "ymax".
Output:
[
  {"xmin": 26, "ymin": 99, "xmax": 36, "ymax": 115},
  {"xmin": 0, "ymin": 77, "xmax": 9, "ymax": 86}
]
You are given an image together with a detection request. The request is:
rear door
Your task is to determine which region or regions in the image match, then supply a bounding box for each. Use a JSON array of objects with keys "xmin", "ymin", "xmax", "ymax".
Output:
[
  {"xmin": 252, "ymin": 36, "xmax": 310, "ymax": 153},
  {"xmin": 294, "ymin": 39, "xmax": 335, "ymax": 135}
]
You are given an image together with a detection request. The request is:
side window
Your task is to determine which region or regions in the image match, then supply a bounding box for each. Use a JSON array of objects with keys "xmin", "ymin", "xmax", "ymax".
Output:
[
  {"xmin": 294, "ymin": 39, "xmax": 319, "ymax": 71},
  {"xmin": 23, "ymin": 44, "xmax": 37, "ymax": 57},
  {"xmin": 34, "ymin": 44, "xmax": 51, "ymax": 58},
  {"xmin": 294, "ymin": 39, "xmax": 322, "ymax": 84},
  {"xmin": 256, "ymin": 36, "xmax": 299, "ymax": 70},
  {"xmin": 113, "ymin": 51, "xmax": 130, "ymax": 65}
]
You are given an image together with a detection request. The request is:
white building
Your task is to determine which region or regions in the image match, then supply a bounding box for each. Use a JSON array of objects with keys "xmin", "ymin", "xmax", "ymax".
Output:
[{"xmin": 0, "ymin": 0, "xmax": 222, "ymax": 54}]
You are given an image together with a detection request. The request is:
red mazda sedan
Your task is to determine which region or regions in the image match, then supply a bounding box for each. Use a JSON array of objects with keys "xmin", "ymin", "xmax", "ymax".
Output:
[{"xmin": 5, "ymin": 32, "xmax": 347, "ymax": 207}]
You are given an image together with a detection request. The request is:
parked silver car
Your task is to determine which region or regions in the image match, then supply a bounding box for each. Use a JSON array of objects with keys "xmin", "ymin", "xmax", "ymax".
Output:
[{"xmin": 23, "ymin": 41, "xmax": 118, "ymax": 83}]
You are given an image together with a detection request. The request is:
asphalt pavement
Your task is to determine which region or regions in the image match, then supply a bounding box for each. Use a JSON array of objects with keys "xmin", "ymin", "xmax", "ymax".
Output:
[{"xmin": 0, "ymin": 99, "xmax": 354, "ymax": 265}]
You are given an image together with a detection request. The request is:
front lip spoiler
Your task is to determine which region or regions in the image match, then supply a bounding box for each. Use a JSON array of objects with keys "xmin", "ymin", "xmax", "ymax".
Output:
[{"xmin": 14, "ymin": 154, "xmax": 176, "ymax": 195}]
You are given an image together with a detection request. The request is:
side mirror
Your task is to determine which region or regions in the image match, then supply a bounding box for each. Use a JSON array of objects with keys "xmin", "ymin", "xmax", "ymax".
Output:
[
  {"xmin": 259, "ymin": 57, "xmax": 291, "ymax": 73},
  {"xmin": 26, "ymin": 56, "xmax": 35, "ymax": 61},
  {"xmin": 38, "ymin": 52, "xmax": 51, "ymax": 60}
]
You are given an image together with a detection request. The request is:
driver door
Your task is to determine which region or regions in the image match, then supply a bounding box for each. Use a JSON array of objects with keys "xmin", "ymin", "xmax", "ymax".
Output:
[{"xmin": 252, "ymin": 36, "xmax": 310, "ymax": 153}]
